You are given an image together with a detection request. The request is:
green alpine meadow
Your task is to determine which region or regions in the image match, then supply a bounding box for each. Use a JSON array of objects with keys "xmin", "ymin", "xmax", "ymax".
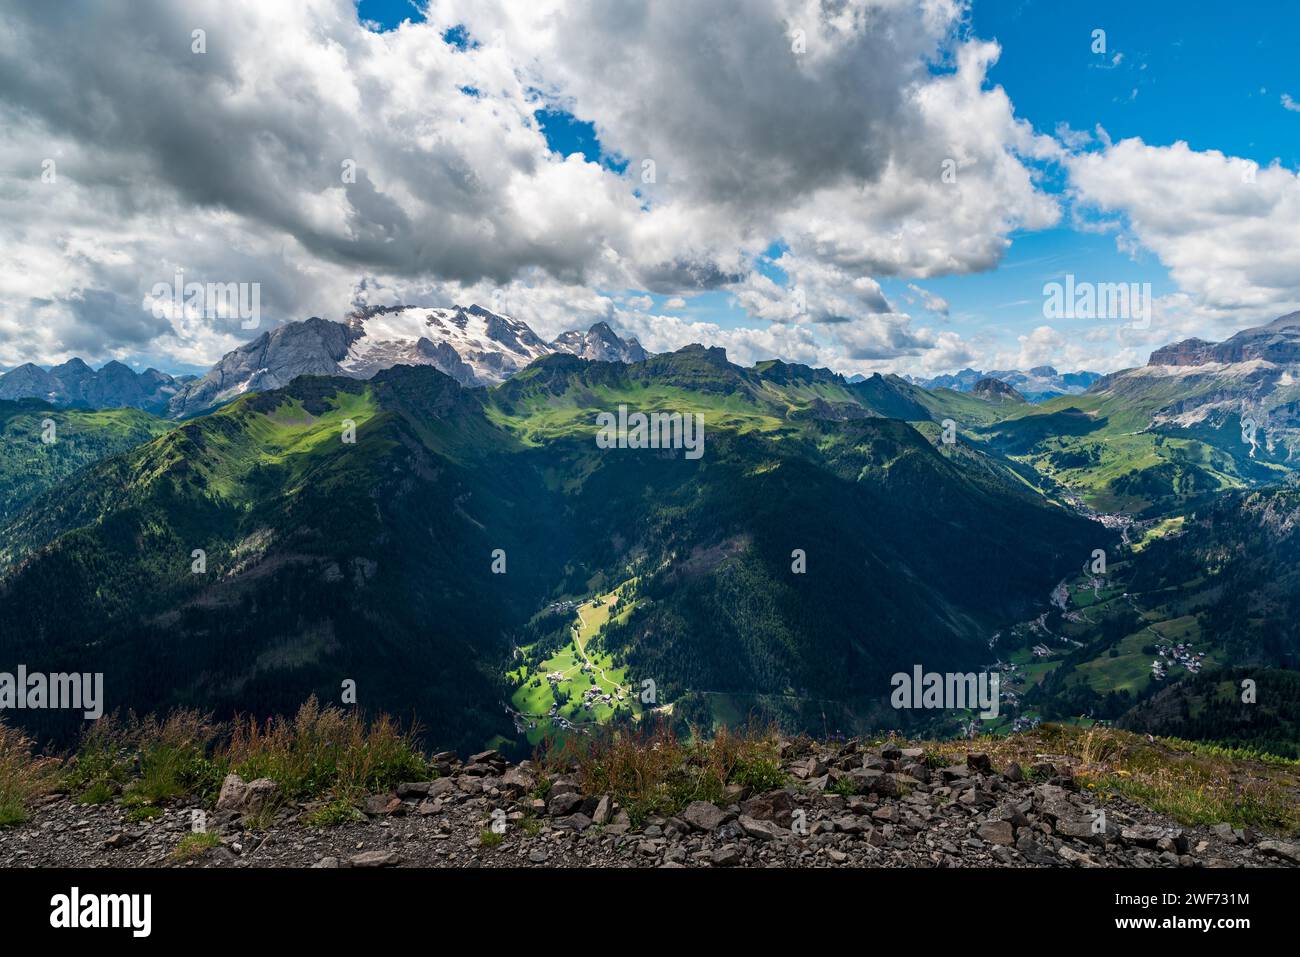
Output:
[{"xmin": 2, "ymin": 319, "xmax": 1299, "ymax": 764}]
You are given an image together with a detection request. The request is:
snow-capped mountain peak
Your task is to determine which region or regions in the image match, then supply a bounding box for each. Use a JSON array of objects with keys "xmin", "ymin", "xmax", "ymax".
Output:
[
  {"xmin": 338, "ymin": 304, "xmax": 552, "ymax": 385},
  {"xmin": 167, "ymin": 305, "xmax": 649, "ymax": 418},
  {"xmin": 550, "ymin": 321, "xmax": 648, "ymax": 363}
]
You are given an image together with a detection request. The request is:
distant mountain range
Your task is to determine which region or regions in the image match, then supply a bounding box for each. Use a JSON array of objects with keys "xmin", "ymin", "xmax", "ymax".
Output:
[
  {"xmin": 907, "ymin": 366, "xmax": 1102, "ymax": 402},
  {"xmin": 974, "ymin": 313, "xmax": 1300, "ymax": 519},
  {"xmin": 11, "ymin": 310, "xmax": 1300, "ymax": 426},
  {"xmin": 0, "ymin": 306, "xmax": 650, "ymax": 420},
  {"xmin": 0, "ymin": 345, "xmax": 1099, "ymax": 749},
  {"xmin": 0, "ymin": 358, "xmax": 192, "ymax": 414}
]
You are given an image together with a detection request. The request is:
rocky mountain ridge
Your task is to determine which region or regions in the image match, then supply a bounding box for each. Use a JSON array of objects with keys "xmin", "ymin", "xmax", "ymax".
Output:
[
  {"xmin": 1089, "ymin": 312, "xmax": 1300, "ymax": 460},
  {"xmin": 1148, "ymin": 312, "xmax": 1300, "ymax": 367},
  {"xmin": 550, "ymin": 320, "xmax": 649, "ymax": 363},
  {"xmin": 166, "ymin": 306, "xmax": 648, "ymax": 418},
  {"xmin": 5, "ymin": 736, "xmax": 1295, "ymax": 869},
  {"xmin": 971, "ymin": 377, "xmax": 1026, "ymax": 403},
  {"xmin": 0, "ymin": 358, "xmax": 189, "ymax": 414}
]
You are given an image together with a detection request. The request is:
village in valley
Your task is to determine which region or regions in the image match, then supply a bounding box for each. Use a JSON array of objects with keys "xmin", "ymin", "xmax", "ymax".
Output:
[
  {"xmin": 967, "ymin": 522, "xmax": 1214, "ymax": 737},
  {"xmin": 502, "ymin": 581, "xmax": 645, "ymax": 746}
]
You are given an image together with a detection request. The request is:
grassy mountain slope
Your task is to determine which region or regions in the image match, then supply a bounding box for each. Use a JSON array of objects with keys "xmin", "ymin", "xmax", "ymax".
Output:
[
  {"xmin": 590, "ymin": 413, "xmax": 1103, "ymax": 738},
  {"xmin": 0, "ymin": 368, "xmax": 572, "ymax": 751},
  {"xmin": 973, "ymin": 367, "xmax": 1298, "ymax": 517},
  {"xmin": 0, "ymin": 352, "xmax": 1105, "ymax": 752},
  {"xmin": 0, "ymin": 400, "xmax": 172, "ymax": 526}
]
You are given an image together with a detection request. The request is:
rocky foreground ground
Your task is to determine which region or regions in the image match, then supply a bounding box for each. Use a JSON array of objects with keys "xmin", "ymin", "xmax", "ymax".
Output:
[{"xmin": 2, "ymin": 739, "xmax": 1297, "ymax": 869}]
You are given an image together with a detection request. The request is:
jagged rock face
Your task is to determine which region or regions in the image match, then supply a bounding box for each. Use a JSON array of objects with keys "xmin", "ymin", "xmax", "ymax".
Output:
[
  {"xmin": 1149, "ymin": 313, "xmax": 1300, "ymax": 367},
  {"xmin": 167, "ymin": 305, "xmax": 548, "ymax": 418},
  {"xmin": 1147, "ymin": 337, "xmax": 1217, "ymax": 367},
  {"xmin": 167, "ymin": 306, "xmax": 653, "ymax": 418},
  {"xmin": 1076, "ymin": 312, "xmax": 1300, "ymax": 467},
  {"xmin": 1215, "ymin": 313, "xmax": 1300, "ymax": 364},
  {"xmin": 550, "ymin": 321, "xmax": 648, "ymax": 363},
  {"xmin": 0, "ymin": 358, "xmax": 184, "ymax": 412},
  {"xmin": 167, "ymin": 316, "xmax": 359, "ymax": 418},
  {"xmin": 0, "ymin": 364, "xmax": 58, "ymax": 401},
  {"xmin": 972, "ymin": 377, "xmax": 1026, "ymax": 403}
]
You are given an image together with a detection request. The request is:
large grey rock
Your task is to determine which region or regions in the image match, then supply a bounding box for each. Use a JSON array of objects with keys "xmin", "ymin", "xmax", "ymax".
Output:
[
  {"xmin": 215, "ymin": 774, "xmax": 279, "ymax": 817},
  {"xmin": 501, "ymin": 767, "xmax": 536, "ymax": 795},
  {"xmin": 712, "ymin": 844, "xmax": 743, "ymax": 867},
  {"xmin": 682, "ymin": 801, "xmax": 729, "ymax": 831},
  {"xmin": 1057, "ymin": 845, "xmax": 1098, "ymax": 867},
  {"xmin": 1255, "ymin": 840, "xmax": 1300, "ymax": 863},
  {"xmin": 737, "ymin": 815, "xmax": 783, "ymax": 841},
  {"xmin": 739, "ymin": 790, "xmax": 795, "ymax": 826},
  {"xmin": 557, "ymin": 813, "xmax": 592, "ymax": 832},
  {"xmin": 349, "ymin": 850, "xmax": 399, "ymax": 868},
  {"xmin": 990, "ymin": 801, "xmax": 1031, "ymax": 828},
  {"xmin": 1121, "ymin": 824, "xmax": 1184, "ymax": 850},
  {"xmin": 1054, "ymin": 815, "xmax": 1106, "ymax": 844},
  {"xmin": 547, "ymin": 792, "xmax": 583, "ymax": 817},
  {"xmin": 977, "ymin": 820, "xmax": 1015, "ymax": 846},
  {"xmin": 427, "ymin": 777, "xmax": 456, "ymax": 797}
]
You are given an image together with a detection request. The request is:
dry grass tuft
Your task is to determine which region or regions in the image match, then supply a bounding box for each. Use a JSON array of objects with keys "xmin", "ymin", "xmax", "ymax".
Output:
[
  {"xmin": 542, "ymin": 717, "xmax": 785, "ymax": 824},
  {"xmin": 0, "ymin": 719, "xmax": 60, "ymax": 826},
  {"xmin": 223, "ymin": 696, "xmax": 428, "ymax": 802}
]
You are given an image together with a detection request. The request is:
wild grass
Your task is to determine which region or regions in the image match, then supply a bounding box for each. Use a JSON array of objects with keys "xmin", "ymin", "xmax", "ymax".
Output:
[
  {"xmin": 224, "ymin": 697, "xmax": 428, "ymax": 802},
  {"xmin": 13, "ymin": 697, "xmax": 428, "ymax": 822},
  {"xmin": 62, "ymin": 710, "xmax": 223, "ymax": 808},
  {"xmin": 128, "ymin": 710, "xmax": 222, "ymax": 807},
  {"xmin": 0, "ymin": 720, "xmax": 60, "ymax": 826},
  {"xmin": 303, "ymin": 797, "xmax": 366, "ymax": 827},
  {"xmin": 543, "ymin": 719, "xmax": 785, "ymax": 825},
  {"xmin": 924, "ymin": 724, "xmax": 1300, "ymax": 835},
  {"xmin": 63, "ymin": 715, "xmax": 134, "ymax": 801},
  {"xmin": 171, "ymin": 831, "xmax": 220, "ymax": 862},
  {"xmin": 828, "ymin": 775, "xmax": 860, "ymax": 797}
]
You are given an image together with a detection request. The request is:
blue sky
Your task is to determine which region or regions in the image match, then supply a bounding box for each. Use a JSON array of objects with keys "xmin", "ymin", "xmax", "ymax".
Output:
[
  {"xmin": 357, "ymin": 0, "xmax": 425, "ymax": 32},
  {"xmin": 940, "ymin": 0, "xmax": 1299, "ymax": 366},
  {"xmin": 971, "ymin": 0, "xmax": 1300, "ymax": 168},
  {"xmin": 4, "ymin": 1, "xmax": 1297, "ymax": 377},
  {"xmin": 344, "ymin": 0, "xmax": 1300, "ymax": 374}
]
